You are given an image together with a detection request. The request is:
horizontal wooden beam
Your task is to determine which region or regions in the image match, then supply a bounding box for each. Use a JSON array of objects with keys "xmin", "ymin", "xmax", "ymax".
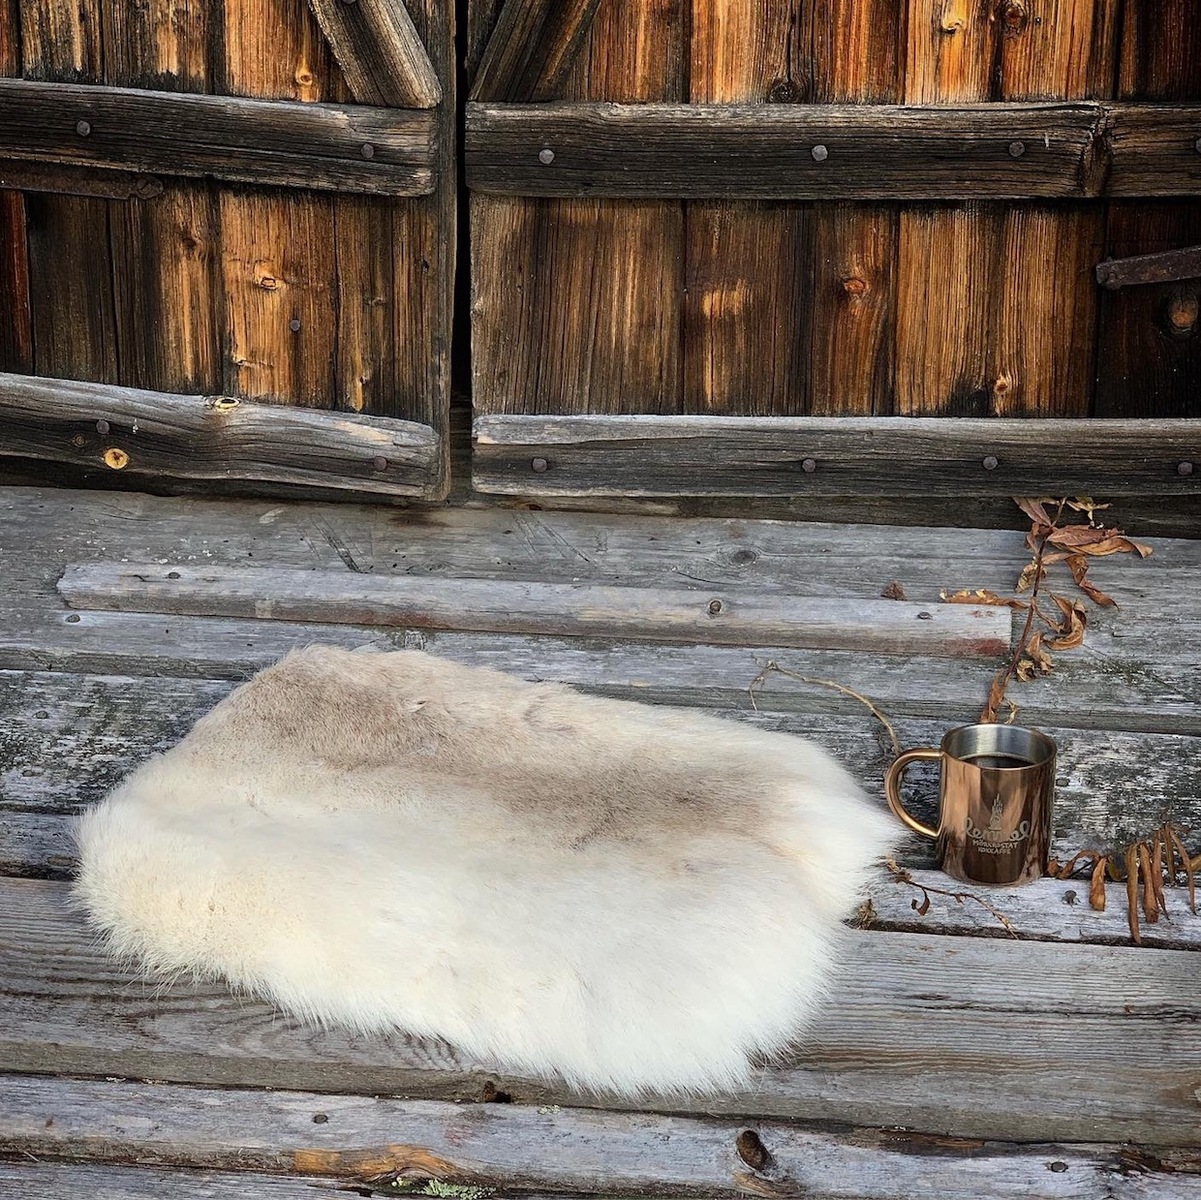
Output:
[
  {"xmin": 0, "ymin": 160, "xmax": 165, "ymax": 200},
  {"xmin": 467, "ymin": 101, "xmax": 1201, "ymax": 199},
  {"xmin": 3, "ymin": 877, "xmax": 1200, "ymax": 1143},
  {"xmin": 56, "ymin": 563, "xmax": 1012, "ymax": 656},
  {"xmin": 472, "ymin": 414, "xmax": 1201, "ymax": 498},
  {"xmin": 0, "ymin": 79, "xmax": 437, "ymax": 196},
  {"xmin": 0, "ymin": 373, "xmax": 442, "ymax": 497},
  {"xmin": 5, "ymin": 1076, "xmax": 1201, "ymax": 1197}
]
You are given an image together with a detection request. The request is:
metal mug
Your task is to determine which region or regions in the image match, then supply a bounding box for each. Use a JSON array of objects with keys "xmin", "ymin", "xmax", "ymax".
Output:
[{"xmin": 884, "ymin": 724, "xmax": 1057, "ymax": 886}]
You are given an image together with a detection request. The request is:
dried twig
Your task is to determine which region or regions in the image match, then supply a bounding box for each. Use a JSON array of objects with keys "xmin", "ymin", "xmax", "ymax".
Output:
[
  {"xmin": 747, "ymin": 659, "xmax": 901, "ymax": 758},
  {"xmin": 884, "ymin": 859, "xmax": 1018, "ymax": 937}
]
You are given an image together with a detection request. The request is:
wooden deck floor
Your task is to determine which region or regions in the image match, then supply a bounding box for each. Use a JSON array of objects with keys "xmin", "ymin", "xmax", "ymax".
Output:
[{"xmin": 1, "ymin": 485, "xmax": 1199, "ymax": 1198}]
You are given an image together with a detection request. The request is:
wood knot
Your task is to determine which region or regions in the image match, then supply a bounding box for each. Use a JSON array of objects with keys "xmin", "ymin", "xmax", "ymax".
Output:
[
  {"xmin": 1166, "ymin": 292, "xmax": 1198, "ymax": 335},
  {"xmin": 736, "ymin": 1129, "xmax": 773, "ymax": 1172},
  {"xmin": 103, "ymin": 448, "xmax": 129, "ymax": 470},
  {"xmin": 708, "ymin": 598, "xmax": 724, "ymax": 616},
  {"xmin": 208, "ymin": 396, "xmax": 241, "ymax": 412},
  {"xmin": 841, "ymin": 275, "xmax": 868, "ymax": 297},
  {"xmin": 1000, "ymin": 1, "xmax": 1029, "ymax": 36},
  {"xmin": 767, "ymin": 78, "xmax": 799, "ymax": 103}
]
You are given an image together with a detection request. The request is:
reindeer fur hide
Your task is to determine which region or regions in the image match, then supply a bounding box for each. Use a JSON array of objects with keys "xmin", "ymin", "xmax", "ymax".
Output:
[{"xmin": 75, "ymin": 646, "xmax": 897, "ymax": 1096}]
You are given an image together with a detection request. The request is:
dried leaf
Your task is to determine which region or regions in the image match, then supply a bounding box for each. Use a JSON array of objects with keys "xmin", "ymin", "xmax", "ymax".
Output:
[
  {"xmin": 1013, "ymin": 497, "xmax": 1056, "ymax": 528},
  {"xmin": 1137, "ymin": 842, "xmax": 1158, "ymax": 924},
  {"xmin": 1065, "ymin": 554, "xmax": 1117, "ymax": 608},
  {"xmin": 1047, "ymin": 525, "xmax": 1153, "ymax": 558},
  {"xmin": 911, "ymin": 892, "xmax": 931, "ymax": 917},
  {"xmin": 1150, "ymin": 832, "xmax": 1168, "ymax": 921},
  {"xmin": 1125, "ymin": 844, "xmax": 1142, "ymax": 944},
  {"xmin": 1015, "ymin": 560, "xmax": 1045, "ymax": 593},
  {"xmin": 1089, "ymin": 857, "xmax": 1107, "ymax": 911},
  {"xmin": 980, "ymin": 668, "xmax": 1009, "ymax": 724},
  {"xmin": 881, "ymin": 581, "xmax": 907, "ymax": 601},
  {"xmin": 940, "ymin": 588, "xmax": 1027, "ymax": 609},
  {"xmin": 1064, "ymin": 497, "xmax": 1110, "ymax": 524},
  {"xmin": 1045, "ymin": 595, "xmax": 1087, "ymax": 650}
]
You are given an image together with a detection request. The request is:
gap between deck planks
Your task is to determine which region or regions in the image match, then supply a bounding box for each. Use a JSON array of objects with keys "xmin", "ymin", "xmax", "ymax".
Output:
[
  {"xmin": 3, "ymin": 1077, "xmax": 1201, "ymax": 1199},
  {"xmin": 1, "ymin": 876, "xmax": 1199, "ymax": 1146},
  {"xmin": 55, "ymin": 562, "xmax": 1011, "ymax": 657}
]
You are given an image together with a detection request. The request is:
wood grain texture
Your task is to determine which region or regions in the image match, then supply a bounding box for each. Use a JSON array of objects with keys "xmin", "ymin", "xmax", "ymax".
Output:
[
  {"xmin": 2, "ymin": 876, "xmax": 1199, "ymax": 1143},
  {"xmin": 469, "ymin": 0, "xmax": 602, "ymax": 102},
  {"xmin": 55, "ymin": 562, "xmax": 1011, "ymax": 656},
  {"xmin": 0, "ymin": 162, "xmax": 164, "ymax": 200},
  {"xmin": 0, "ymin": 372, "xmax": 441, "ymax": 495},
  {"xmin": 1100, "ymin": 0, "xmax": 1201, "ymax": 417},
  {"xmin": 0, "ymin": 0, "xmax": 30, "ymax": 376},
  {"xmin": 0, "ymin": 79, "xmax": 437, "ymax": 194},
  {"xmin": 895, "ymin": 0, "xmax": 1117, "ymax": 417},
  {"xmin": 306, "ymin": 0, "xmax": 441, "ymax": 107},
  {"xmin": 684, "ymin": 3, "xmax": 804, "ymax": 416},
  {"xmin": 471, "ymin": 0, "xmax": 685, "ymax": 419},
  {"xmin": 466, "ymin": 102, "xmax": 1106, "ymax": 199},
  {"xmin": 18, "ymin": 0, "xmax": 117, "ymax": 387},
  {"xmin": 6, "ymin": 1077, "xmax": 1201, "ymax": 1198},
  {"xmin": 99, "ymin": 0, "xmax": 220, "ymax": 397},
  {"xmin": 472, "ymin": 413, "xmax": 1201, "ymax": 496}
]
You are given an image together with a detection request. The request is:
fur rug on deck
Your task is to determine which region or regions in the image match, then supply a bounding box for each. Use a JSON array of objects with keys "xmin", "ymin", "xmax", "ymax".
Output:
[{"xmin": 74, "ymin": 646, "xmax": 897, "ymax": 1096}]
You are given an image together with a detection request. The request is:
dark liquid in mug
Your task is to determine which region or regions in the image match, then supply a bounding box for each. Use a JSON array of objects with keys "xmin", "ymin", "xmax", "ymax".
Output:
[{"xmin": 962, "ymin": 753, "xmax": 1034, "ymax": 770}]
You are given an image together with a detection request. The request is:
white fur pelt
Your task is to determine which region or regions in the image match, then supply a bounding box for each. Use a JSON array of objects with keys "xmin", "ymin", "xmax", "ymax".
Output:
[{"xmin": 75, "ymin": 646, "xmax": 897, "ymax": 1096}]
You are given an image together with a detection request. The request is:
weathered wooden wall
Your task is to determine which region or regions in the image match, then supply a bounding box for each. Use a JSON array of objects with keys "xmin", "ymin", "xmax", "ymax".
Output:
[
  {"xmin": 0, "ymin": 0, "xmax": 454, "ymax": 437},
  {"xmin": 469, "ymin": 0, "xmax": 1201, "ymax": 421}
]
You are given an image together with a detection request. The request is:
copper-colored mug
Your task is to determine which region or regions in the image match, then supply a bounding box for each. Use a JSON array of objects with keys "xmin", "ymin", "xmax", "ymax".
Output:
[{"xmin": 885, "ymin": 724, "xmax": 1056, "ymax": 886}]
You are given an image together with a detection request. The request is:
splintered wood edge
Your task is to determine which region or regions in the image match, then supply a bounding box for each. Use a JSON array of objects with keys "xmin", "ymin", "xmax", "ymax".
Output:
[
  {"xmin": 0, "ymin": 372, "xmax": 443, "ymax": 497},
  {"xmin": 471, "ymin": 414, "xmax": 1201, "ymax": 498}
]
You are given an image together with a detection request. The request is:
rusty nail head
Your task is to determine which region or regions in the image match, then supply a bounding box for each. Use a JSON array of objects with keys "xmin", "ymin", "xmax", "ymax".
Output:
[
  {"xmin": 289, "ymin": 318, "xmax": 302, "ymax": 332},
  {"xmin": 371, "ymin": 456, "xmax": 388, "ymax": 472},
  {"xmin": 538, "ymin": 148, "xmax": 555, "ymax": 165},
  {"xmin": 66, "ymin": 613, "xmax": 81, "ymax": 623},
  {"xmin": 1179, "ymin": 460, "xmax": 1195, "ymax": 477},
  {"xmin": 360, "ymin": 143, "xmax": 375, "ymax": 159},
  {"xmin": 811, "ymin": 144, "xmax": 829, "ymax": 162},
  {"xmin": 983, "ymin": 455, "xmax": 999, "ymax": 470},
  {"xmin": 708, "ymin": 598, "xmax": 723, "ymax": 616},
  {"xmin": 531, "ymin": 457, "xmax": 549, "ymax": 473},
  {"xmin": 1195, "ymin": 136, "xmax": 1201, "ymax": 154},
  {"xmin": 801, "ymin": 457, "xmax": 817, "ymax": 473},
  {"xmin": 1008, "ymin": 140, "xmax": 1025, "ymax": 158},
  {"xmin": 76, "ymin": 119, "xmax": 91, "ymax": 136},
  {"xmin": 917, "ymin": 611, "xmax": 933, "ymax": 620},
  {"xmin": 167, "ymin": 571, "xmax": 181, "ymax": 580},
  {"xmin": 95, "ymin": 419, "xmax": 110, "ymax": 435}
]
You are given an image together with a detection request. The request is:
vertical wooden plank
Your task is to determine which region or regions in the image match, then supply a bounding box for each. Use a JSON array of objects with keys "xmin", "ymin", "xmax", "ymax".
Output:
[
  {"xmin": 896, "ymin": 0, "xmax": 1118, "ymax": 417},
  {"xmin": 683, "ymin": 3, "xmax": 808, "ymax": 416},
  {"xmin": 384, "ymin": 0, "xmax": 455, "ymax": 435},
  {"xmin": 102, "ymin": 0, "xmax": 221, "ymax": 395},
  {"xmin": 473, "ymin": 0, "xmax": 685, "ymax": 416},
  {"xmin": 1096, "ymin": 0, "xmax": 1201, "ymax": 417},
  {"xmin": 803, "ymin": 0, "xmax": 902, "ymax": 415},
  {"xmin": 19, "ymin": 0, "xmax": 118, "ymax": 384},
  {"xmin": 218, "ymin": 0, "xmax": 343, "ymax": 407},
  {"xmin": 0, "ymin": 0, "xmax": 31, "ymax": 374}
]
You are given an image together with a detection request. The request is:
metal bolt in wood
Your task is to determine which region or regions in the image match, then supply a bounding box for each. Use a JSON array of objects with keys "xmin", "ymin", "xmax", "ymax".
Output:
[
  {"xmin": 1179, "ymin": 461, "xmax": 1195, "ymax": 477},
  {"xmin": 95, "ymin": 419, "xmax": 109, "ymax": 435},
  {"xmin": 531, "ymin": 457, "xmax": 549, "ymax": 472},
  {"xmin": 707, "ymin": 598, "xmax": 723, "ymax": 616},
  {"xmin": 75, "ymin": 119, "xmax": 91, "ymax": 136},
  {"xmin": 1008, "ymin": 141, "xmax": 1025, "ymax": 157},
  {"xmin": 289, "ymin": 318, "xmax": 302, "ymax": 332},
  {"xmin": 360, "ymin": 143, "xmax": 375, "ymax": 159},
  {"xmin": 538, "ymin": 148, "xmax": 555, "ymax": 165},
  {"xmin": 983, "ymin": 455, "xmax": 999, "ymax": 470},
  {"xmin": 811, "ymin": 144, "xmax": 828, "ymax": 162},
  {"xmin": 801, "ymin": 458, "xmax": 817, "ymax": 473},
  {"xmin": 371, "ymin": 456, "xmax": 388, "ymax": 472}
]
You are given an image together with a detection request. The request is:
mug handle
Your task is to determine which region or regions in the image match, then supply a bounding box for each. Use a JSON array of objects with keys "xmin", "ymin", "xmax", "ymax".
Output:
[{"xmin": 884, "ymin": 748, "xmax": 941, "ymax": 840}]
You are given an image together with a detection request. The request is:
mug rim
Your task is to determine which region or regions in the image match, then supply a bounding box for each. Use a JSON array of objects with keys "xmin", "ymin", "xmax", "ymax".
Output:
[{"xmin": 940, "ymin": 722, "xmax": 1057, "ymax": 769}]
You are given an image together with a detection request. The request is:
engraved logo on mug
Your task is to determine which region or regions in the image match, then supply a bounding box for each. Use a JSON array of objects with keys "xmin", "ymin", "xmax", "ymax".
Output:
[{"xmin": 964, "ymin": 795, "xmax": 1032, "ymax": 856}]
